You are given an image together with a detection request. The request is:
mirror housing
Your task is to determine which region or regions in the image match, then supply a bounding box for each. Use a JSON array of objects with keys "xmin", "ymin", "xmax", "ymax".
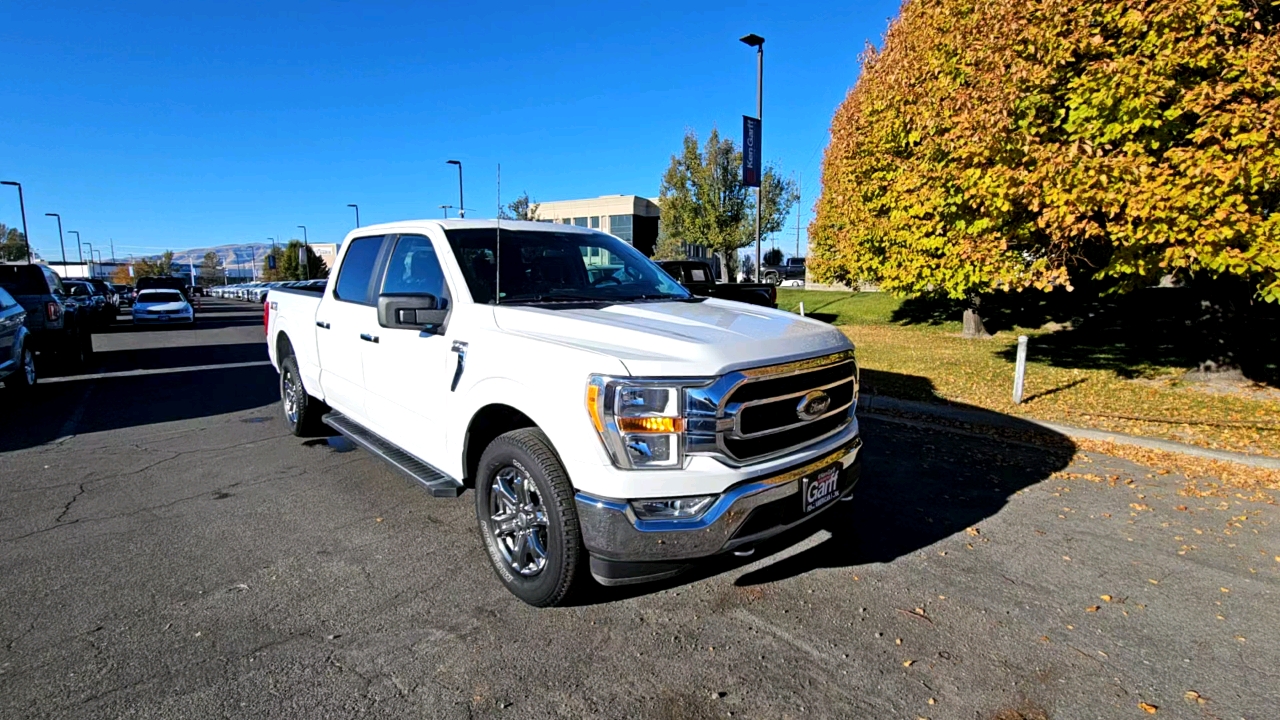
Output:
[{"xmin": 377, "ymin": 293, "xmax": 448, "ymax": 334}]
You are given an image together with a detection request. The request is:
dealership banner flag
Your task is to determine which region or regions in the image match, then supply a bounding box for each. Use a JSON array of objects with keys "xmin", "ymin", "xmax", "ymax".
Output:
[{"xmin": 742, "ymin": 115, "xmax": 761, "ymax": 188}]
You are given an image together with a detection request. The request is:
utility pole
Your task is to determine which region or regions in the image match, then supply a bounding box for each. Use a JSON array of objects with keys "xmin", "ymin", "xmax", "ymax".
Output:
[
  {"xmin": 795, "ymin": 173, "xmax": 802, "ymax": 260},
  {"xmin": 110, "ymin": 238, "xmax": 116, "ymax": 263}
]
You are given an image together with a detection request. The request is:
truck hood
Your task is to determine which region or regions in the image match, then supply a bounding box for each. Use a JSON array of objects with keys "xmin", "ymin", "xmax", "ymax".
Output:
[{"xmin": 493, "ymin": 298, "xmax": 852, "ymax": 376}]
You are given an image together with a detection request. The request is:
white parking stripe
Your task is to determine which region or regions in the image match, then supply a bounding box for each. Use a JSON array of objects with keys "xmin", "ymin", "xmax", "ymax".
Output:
[{"xmin": 42, "ymin": 360, "xmax": 274, "ymax": 384}]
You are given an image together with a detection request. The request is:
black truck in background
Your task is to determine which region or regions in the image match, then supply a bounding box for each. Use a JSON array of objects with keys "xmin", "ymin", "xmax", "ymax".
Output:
[
  {"xmin": 762, "ymin": 257, "xmax": 806, "ymax": 286},
  {"xmin": 655, "ymin": 260, "xmax": 777, "ymax": 308}
]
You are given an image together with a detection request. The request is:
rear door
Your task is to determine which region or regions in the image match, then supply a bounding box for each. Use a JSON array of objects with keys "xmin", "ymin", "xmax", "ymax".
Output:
[
  {"xmin": 361, "ymin": 233, "xmax": 454, "ymax": 463},
  {"xmin": 316, "ymin": 234, "xmax": 388, "ymax": 423}
]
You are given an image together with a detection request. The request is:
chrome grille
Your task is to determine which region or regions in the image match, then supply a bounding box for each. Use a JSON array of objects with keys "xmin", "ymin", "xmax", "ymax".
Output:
[{"xmin": 685, "ymin": 351, "xmax": 858, "ymax": 465}]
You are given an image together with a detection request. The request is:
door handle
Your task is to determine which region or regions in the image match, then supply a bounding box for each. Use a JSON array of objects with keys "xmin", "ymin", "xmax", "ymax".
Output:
[
  {"xmin": 316, "ymin": 320, "xmax": 330, "ymax": 329},
  {"xmin": 450, "ymin": 341, "xmax": 468, "ymax": 392},
  {"xmin": 359, "ymin": 333, "xmax": 379, "ymax": 343}
]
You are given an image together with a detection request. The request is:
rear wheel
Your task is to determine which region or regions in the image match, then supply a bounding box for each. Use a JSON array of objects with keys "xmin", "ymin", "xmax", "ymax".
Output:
[
  {"xmin": 279, "ymin": 355, "xmax": 327, "ymax": 436},
  {"xmin": 7, "ymin": 345, "xmax": 36, "ymax": 393},
  {"xmin": 475, "ymin": 428, "xmax": 584, "ymax": 607}
]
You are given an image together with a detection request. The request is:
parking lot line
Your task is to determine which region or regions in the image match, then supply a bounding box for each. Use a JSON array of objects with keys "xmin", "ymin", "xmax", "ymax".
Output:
[{"xmin": 41, "ymin": 360, "xmax": 274, "ymax": 384}]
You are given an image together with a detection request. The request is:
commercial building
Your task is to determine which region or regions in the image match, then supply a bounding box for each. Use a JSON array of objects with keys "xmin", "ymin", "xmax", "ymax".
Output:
[
  {"xmin": 532, "ymin": 195, "xmax": 661, "ymax": 257},
  {"xmin": 310, "ymin": 243, "xmax": 339, "ymax": 270}
]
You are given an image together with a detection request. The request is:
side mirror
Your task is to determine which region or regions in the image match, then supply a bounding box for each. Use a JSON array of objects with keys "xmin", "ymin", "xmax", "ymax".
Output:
[{"xmin": 377, "ymin": 293, "xmax": 449, "ymax": 334}]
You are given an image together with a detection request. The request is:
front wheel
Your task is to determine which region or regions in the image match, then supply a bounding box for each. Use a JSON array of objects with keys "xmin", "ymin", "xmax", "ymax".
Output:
[{"xmin": 475, "ymin": 428, "xmax": 585, "ymax": 607}]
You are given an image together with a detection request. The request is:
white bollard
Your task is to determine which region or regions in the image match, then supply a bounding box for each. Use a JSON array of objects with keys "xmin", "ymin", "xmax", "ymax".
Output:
[
  {"xmin": 798, "ymin": 302, "xmax": 806, "ymax": 317},
  {"xmin": 1012, "ymin": 335, "xmax": 1028, "ymax": 404}
]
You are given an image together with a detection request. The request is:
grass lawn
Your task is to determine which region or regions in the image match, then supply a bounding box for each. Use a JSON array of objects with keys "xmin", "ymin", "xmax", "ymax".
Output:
[{"xmin": 777, "ymin": 289, "xmax": 1280, "ymax": 458}]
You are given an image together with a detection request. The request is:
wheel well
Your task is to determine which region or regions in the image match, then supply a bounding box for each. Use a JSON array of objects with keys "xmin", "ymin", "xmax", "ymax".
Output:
[
  {"xmin": 275, "ymin": 332, "xmax": 294, "ymax": 364},
  {"xmin": 464, "ymin": 404, "xmax": 537, "ymax": 486}
]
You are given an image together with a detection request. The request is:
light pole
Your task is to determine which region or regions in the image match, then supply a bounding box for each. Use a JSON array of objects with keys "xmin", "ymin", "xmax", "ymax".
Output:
[
  {"xmin": 297, "ymin": 225, "xmax": 309, "ymax": 281},
  {"xmin": 44, "ymin": 213, "xmax": 68, "ymax": 268},
  {"xmin": 69, "ymin": 230, "xmax": 82, "ymax": 275},
  {"xmin": 0, "ymin": 181, "xmax": 32, "ymax": 262},
  {"xmin": 93, "ymin": 249, "xmax": 104, "ymax": 278},
  {"xmin": 347, "ymin": 203, "xmax": 360, "ymax": 228},
  {"xmin": 439, "ymin": 204, "xmax": 453, "ymax": 218},
  {"xmin": 446, "ymin": 160, "xmax": 464, "ymax": 218},
  {"xmin": 740, "ymin": 33, "xmax": 764, "ymax": 282},
  {"xmin": 83, "ymin": 242, "xmax": 95, "ymax": 278}
]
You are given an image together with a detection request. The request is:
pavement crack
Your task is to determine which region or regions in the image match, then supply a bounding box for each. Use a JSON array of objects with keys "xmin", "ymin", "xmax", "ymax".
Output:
[{"xmin": 54, "ymin": 483, "xmax": 88, "ymax": 524}]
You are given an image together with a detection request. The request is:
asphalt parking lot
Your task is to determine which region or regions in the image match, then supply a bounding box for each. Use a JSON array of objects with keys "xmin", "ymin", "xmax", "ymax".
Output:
[{"xmin": 1, "ymin": 298, "xmax": 1277, "ymax": 719}]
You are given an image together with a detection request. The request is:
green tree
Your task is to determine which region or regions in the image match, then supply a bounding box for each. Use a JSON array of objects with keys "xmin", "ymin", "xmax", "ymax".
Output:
[
  {"xmin": 198, "ymin": 251, "xmax": 223, "ymax": 287},
  {"xmin": 0, "ymin": 224, "xmax": 27, "ymax": 262},
  {"xmin": 270, "ymin": 240, "xmax": 328, "ymax": 281},
  {"xmin": 134, "ymin": 251, "xmax": 175, "ymax": 278},
  {"xmin": 764, "ymin": 247, "xmax": 784, "ymax": 267},
  {"xmin": 659, "ymin": 129, "xmax": 799, "ymax": 281},
  {"xmin": 810, "ymin": 0, "xmax": 1280, "ymax": 337},
  {"xmin": 501, "ymin": 192, "xmax": 540, "ymax": 221}
]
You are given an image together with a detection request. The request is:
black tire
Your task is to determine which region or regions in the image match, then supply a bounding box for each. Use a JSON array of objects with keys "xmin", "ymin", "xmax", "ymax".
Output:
[
  {"xmin": 765, "ymin": 271, "xmax": 782, "ymax": 286},
  {"xmin": 475, "ymin": 428, "xmax": 584, "ymax": 607},
  {"xmin": 279, "ymin": 355, "xmax": 327, "ymax": 436},
  {"xmin": 7, "ymin": 344, "xmax": 36, "ymax": 393}
]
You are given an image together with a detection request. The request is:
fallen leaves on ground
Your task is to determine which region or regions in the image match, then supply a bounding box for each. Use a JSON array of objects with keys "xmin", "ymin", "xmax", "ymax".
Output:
[{"xmin": 1138, "ymin": 701, "xmax": 1159, "ymax": 713}]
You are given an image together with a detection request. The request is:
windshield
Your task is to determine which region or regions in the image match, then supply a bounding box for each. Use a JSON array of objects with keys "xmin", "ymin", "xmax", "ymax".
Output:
[
  {"xmin": 138, "ymin": 291, "xmax": 184, "ymax": 303},
  {"xmin": 444, "ymin": 229, "xmax": 690, "ymax": 305}
]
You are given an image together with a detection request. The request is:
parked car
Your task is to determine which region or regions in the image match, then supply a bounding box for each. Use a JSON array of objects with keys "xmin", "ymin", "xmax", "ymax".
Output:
[
  {"xmin": 0, "ymin": 286, "xmax": 36, "ymax": 391},
  {"xmin": 135, "ymin": 276, "xmax": 192, "ymax": 301},
  {"xmin": 111, "ymin": 283, "xmax": 133, "ymax": 307},
  {"xmin": 132, "ymin": 289, "xmax": 195, "ymax": 326},
  {"xmin": 266, "ymin": 220, "xmax": 861, "ymax": 607},
  {"xmin": 61, "ymin": 280, "xmax": 111, "ymax": 327},
  {"xmin": 85, "ymin": 278, "xmax": 121, "ymax": 317},
  {"xmin": 656, "ymin": 260, "xmax": 777, "ymax": 308},
  {"xmin": 761, "ymin": 257, "xmax": 806, "ymax": 286},
  {"xmin": 0, "ymin": 263, "xmax": 93, "ymax": 367}
]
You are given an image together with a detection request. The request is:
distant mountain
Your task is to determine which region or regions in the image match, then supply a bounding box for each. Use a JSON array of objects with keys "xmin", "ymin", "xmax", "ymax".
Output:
[{"xmin": 144, "ymin": 243, "xmax": 275, "ymax": 273}]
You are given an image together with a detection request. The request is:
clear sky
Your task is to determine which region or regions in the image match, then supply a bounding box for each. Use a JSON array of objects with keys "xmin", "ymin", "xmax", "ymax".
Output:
[{"xmin": 1, "ymin": 0, "xmax": 900, "ymax": 261}]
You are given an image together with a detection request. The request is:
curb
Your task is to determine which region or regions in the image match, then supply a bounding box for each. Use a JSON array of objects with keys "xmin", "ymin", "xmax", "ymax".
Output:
[{"xmin": 857, "ymin": 394, "xmax": 1280, "ymax": 470}]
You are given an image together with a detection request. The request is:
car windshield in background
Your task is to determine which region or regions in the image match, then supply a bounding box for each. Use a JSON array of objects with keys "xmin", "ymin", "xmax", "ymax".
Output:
[
  {"xmin": 444, "ymin": 229, "xmax": 691, "ymax": 305},
  {"xmin": 139, "ymin": 291, "xmax": 184, "ymax": 303}
]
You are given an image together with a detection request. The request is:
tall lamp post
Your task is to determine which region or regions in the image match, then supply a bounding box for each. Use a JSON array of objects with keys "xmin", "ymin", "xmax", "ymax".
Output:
[
  {"xmin": 0, "ymin": 180, "xmax": 32, "ymax": 262},
  {"xmin": 83, "ymin": 242, "xmax": 95, "ymax": 278},
  {"xmin": 44, "ymin": 213, "xmax": 68, "ymax": 268},
  {"xmin": 347, "ymin": 203, "xmax": 360, "ymax": 228},
  {"xmin": 297, "ymin": 225, "xmax": 309, "ymax": 281},
  {"xmin": 446, "ymin": 160, "xmax": 464, "ymax": 218},
  {"xmin": 739, "ymin": 33, "xmax": 764, "ymax": 282},
  {"xmin": 69, "ymin": 231, "xmax": 82, "ymax": 275},
  {"xmin": 439, "ymin": 204, "xmax": 453, "ymax": 219}
]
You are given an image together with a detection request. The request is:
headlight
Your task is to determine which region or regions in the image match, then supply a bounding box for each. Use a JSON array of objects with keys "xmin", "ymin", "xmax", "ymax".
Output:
[
  {"xmin": 631, "ymin": 495, "xmax": 715, "ymax": 520},
  {"xmin": 587, "ymin": 376, "xmax": 692, "ymax": 469}
]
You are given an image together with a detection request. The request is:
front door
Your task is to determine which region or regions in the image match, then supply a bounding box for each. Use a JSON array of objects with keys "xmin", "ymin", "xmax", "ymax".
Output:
[
  {"xmin": 361, "ymin": 233, "xmax": 454, "ymax": 466},
  {"xmin": 316, "ymin": 234, "xmax": 387, "ymax": 423}
]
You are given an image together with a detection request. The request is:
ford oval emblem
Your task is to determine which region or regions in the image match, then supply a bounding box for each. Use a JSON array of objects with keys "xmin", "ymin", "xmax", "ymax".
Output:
[{"xmin": 796, "ymin": 390, "xmax": 832, "ymax": 421}]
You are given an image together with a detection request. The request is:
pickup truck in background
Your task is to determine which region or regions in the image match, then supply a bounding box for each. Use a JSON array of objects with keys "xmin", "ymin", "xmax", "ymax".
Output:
[
  {"xmin": 762, "ymin": 257, "xmax": 806, "ymax": 286},
  {"xmin": 266, "ymin": 220, "xmax": 861, "ymax": 606},
  {"xmin": 655, "ymin": 260, "xmax": 777, "ymax": 308}
]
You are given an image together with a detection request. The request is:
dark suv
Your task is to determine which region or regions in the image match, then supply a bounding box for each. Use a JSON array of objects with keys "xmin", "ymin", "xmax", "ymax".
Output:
[{"xmin": 0, "ymin": 264, "xmax": 93, "ymax": 367}]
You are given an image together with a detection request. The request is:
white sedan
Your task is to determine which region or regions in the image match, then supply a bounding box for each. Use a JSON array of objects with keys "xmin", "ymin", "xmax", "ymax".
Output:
[{"xmin": 132, "ymin": 289, "xmax": 195, "ymax": 325}]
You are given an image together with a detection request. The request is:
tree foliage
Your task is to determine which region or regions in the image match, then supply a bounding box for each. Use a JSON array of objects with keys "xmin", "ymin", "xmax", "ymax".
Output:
[
  {"xmin": 659, "ymin": 129, "xmax": 799, "ymax": 280},
  {"xmin": 501, "ymin": 192, "xmax": 540, "ymax": 221},
  {"xmin": 110, "ymin": 265, "xmax": 132, "ymax": 284},
  {"xmin": 133, "ymin": 251, "xmax": 175, "ymax": 278},
  {"xmin": 764, "ymin": 247, "xmax": 784, "ymax": 266},
  {"xmin": 263, "ymin": 240, "xmax": 327, "ymax": 281},
  {"xmin": 810, "ymin": 0, "xmax": 1280, "ymax": 304},
  {"xmin": 198, "ymin": 251, "xmax": 223, "ymax": 286},
  {"xmin": 0, "ymin": 224, "xmax": 27, "ymax": 261}
]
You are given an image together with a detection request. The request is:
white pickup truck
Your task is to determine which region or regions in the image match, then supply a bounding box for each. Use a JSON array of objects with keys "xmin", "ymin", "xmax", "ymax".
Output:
[{"xmin": 266, "ymin": 220, "xmax": 862, "ymax": 606}]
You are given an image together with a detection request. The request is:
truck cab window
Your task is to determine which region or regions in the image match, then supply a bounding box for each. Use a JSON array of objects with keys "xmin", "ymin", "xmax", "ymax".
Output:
[
  {"xmin": 334, "ymin": 236, "xmax": 385, "ymax": 305},
  {"xmin": 382, "ymin": 235, "xmax": 448, "ymax": 302}
]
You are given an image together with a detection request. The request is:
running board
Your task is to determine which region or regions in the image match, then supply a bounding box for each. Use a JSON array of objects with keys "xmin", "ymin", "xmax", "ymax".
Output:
[{"xmin": 322, "ymin": 411, "xmax": 464, "ymax": 498}]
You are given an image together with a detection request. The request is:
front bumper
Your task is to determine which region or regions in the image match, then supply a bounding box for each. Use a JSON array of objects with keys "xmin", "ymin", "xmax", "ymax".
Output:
[
  {"xmin": 575, "ymin": 437, "xmax": 862, "ymax": 583},
  {"xmin": 133, "ymin": 313, "xmax": 193, "ymax": 324}
]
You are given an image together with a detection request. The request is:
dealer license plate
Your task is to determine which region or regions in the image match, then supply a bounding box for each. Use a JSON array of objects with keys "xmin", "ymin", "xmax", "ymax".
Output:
[{"xmin": 802, "ymin": 465, "xmax": 841, "ymax": 514}]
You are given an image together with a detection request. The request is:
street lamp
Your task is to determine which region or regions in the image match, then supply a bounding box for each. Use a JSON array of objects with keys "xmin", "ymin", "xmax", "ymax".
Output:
[
  {"xmin": 347, "ymin": 203, "xmax": 360, "ymax": 228},
  {"xmin": 83, "ymin": 242, "xmax": 94, "ymax": 278},
  {"xmin": 739, "ymin": 33, "xmax": 764, "ymax": 282},
  {"xmin": 69, "ymin": 230, "xmax": 82, "ymax": 276},
  {"xmin": 44, "ymin": 213, "xmax": 68, "ymax": 268},
  {"xmin": 439, "ymin": 204, "xmax": 453, "ymax": 218},
  {"xmin": 446, "ymin": 160, "xmax": 464, "ymax": 218},
  {"xmin": 0, "ymin": 181, "xmax": 32, "ymax": 262},
  {"xmin": 297, "ymin": 225, "xmax": 309, "ymax": 281}
]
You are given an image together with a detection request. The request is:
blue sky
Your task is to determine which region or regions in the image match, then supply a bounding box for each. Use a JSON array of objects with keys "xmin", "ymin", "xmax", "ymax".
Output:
[{"xmin": 1, "ymin": 0, "xmax": 900, "ymax": 261}]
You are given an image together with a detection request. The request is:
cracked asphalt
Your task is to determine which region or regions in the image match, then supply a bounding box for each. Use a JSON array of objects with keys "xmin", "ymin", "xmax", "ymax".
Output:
[{"xmin": 1, "ymin": 299, "xmax": 1277, "ymax": 719}]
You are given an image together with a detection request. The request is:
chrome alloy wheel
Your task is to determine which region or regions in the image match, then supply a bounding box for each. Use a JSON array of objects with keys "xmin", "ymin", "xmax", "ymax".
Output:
[
  {"xmin": 488, "ymin": 466, "xmax": 549, "ymax": 577},
  {"xmin": 22, "ymin": 348, "xmax": 36, "ymax": 385},
  {"xmin": 282, "ymin": 369, "xmax": 300, "ymax": 425}
]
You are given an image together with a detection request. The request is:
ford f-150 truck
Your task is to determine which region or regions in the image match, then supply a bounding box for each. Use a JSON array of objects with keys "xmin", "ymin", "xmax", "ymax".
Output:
[{"xmin": 266, "ymin": 220, "xmax": 861, "ymax": 606}]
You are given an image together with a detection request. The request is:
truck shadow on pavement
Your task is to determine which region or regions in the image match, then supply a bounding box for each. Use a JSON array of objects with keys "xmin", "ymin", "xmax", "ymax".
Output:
[
  {"xmin": 0, "ymin": 343, "xmax": 278, "ymax": 453},
  {"xmin": 580, "ymin": 371, "xmax": 1076, "ymax": 603}
]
